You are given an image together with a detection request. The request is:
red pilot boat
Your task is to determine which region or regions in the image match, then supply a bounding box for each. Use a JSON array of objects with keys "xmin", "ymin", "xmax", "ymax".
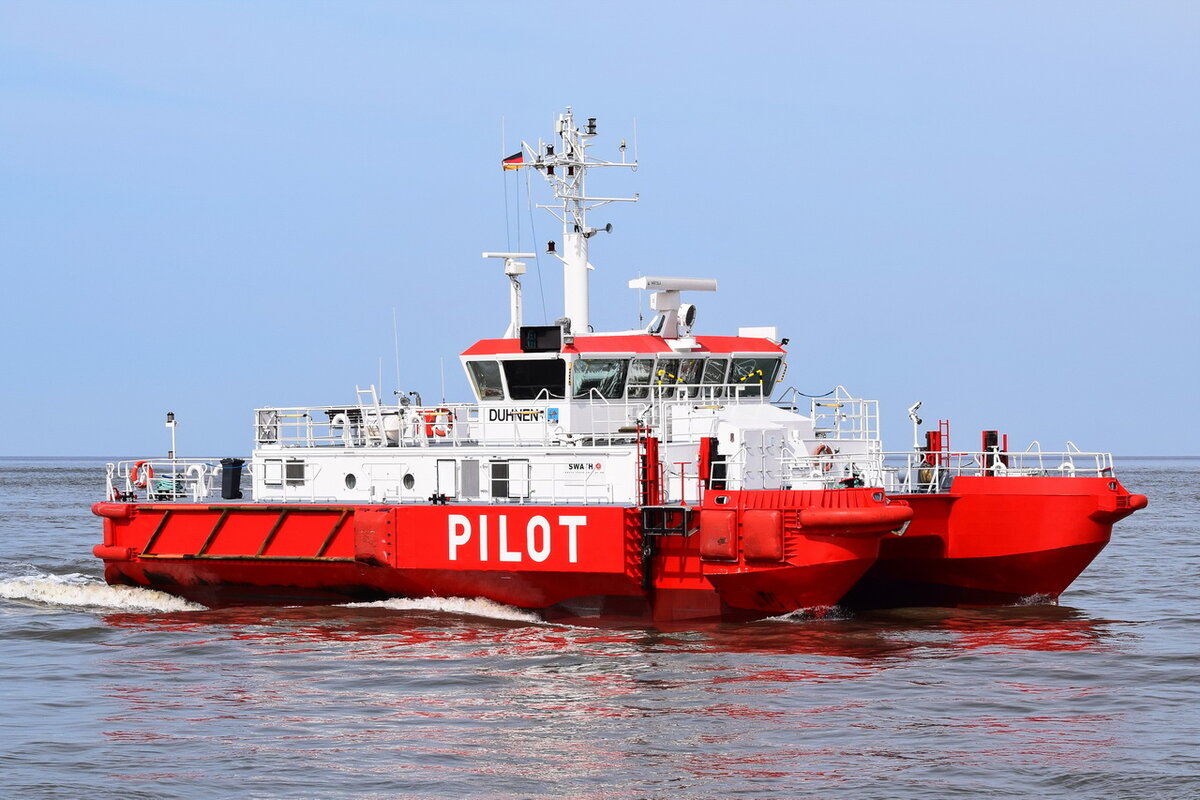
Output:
[{"xmin": 92, "ymin": 109, "xmax": 1144, "ymax": 620}]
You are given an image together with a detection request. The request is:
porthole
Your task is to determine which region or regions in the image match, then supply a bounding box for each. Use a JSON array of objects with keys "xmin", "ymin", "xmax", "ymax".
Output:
[
  {"xmin": 872, "ymin": 491, "xmax": 884, "ymax": 502},
  {"xmin": 715, "ymin": 496, "xmax": 729, "ymax": 505},
  {"xmin": 345, "ymin": 473, "xmax": 357, "ymax": 490},
  {"xmin": 403, "ymin": 473, "xmax": 415, "ymax": 490}
]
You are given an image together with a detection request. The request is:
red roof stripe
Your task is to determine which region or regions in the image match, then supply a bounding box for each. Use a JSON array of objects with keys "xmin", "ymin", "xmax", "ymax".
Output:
[{"xmin": 461, "ymin": 334, "xmax": 784, "ymax": 357}]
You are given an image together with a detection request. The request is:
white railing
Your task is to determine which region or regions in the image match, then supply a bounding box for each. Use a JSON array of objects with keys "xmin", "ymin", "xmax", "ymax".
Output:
[
  {"xmin": 884, "ymin": 443, "xmax": 1115, "ymax": 493},
  {"xmin": 775, "ymin": 385, "xmax": 881, "ymax": 442},
  {"xmin": 106, "ymin": 458, "xmax": 239, "ymax": 502},
  {"xmin": 781, "ymin": 442, "xmax": 1115, "ymax": 493},
  {"xmin": 780, "ymin": 440, "xmax": 887, "ymax": 488},
  {"xmin": 253, "ymin": 382, "xmax": 772, "ymax": 451}
]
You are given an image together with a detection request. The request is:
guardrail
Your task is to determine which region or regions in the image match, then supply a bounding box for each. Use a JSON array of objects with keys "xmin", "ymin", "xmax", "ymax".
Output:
[
  {"xmin": 782, "ymin": 442, "xmax": 1115, "ymax": 493},
  {"xmin": 252, "ymin": 382, "xmax": 773, "ymax": 451},
  {"xmin": 106, "ymin": 458, "xmax": 239, "ymax": 502}
]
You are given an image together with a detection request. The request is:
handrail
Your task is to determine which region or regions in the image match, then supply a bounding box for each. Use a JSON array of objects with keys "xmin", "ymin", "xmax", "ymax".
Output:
[
  {"xmin": 252, "ymin": 381, "xmax": 776, "ymax": 451},
  {"xmin": 107, "ymin": 457, "xmax": 234, "ymax": 502},
  {"xmin": 780, "ymin": 444, "xmax": 1117, "ymax": 493}
]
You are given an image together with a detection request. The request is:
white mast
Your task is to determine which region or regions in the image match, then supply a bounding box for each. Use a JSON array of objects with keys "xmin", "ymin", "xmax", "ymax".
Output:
[{"xmin": 522, "ymin": 108, "xmax": 637, "ymax": 334}]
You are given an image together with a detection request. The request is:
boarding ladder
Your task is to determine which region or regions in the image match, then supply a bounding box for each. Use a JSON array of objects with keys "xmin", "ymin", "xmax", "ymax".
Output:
[{"xmin": 356, "ymin": 385, "xmax": 387, "ymax": 447}]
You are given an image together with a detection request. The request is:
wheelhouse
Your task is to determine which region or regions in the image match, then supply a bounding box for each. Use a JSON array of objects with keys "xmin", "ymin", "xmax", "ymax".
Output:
[{"xmin": 461, "ymin": 335, "xmax": 786, "ymax": 404}]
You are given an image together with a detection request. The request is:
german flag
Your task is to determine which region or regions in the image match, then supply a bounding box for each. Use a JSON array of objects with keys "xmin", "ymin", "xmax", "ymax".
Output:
[{"xmin": 502, "ymin": 151, "xmax": 524, "ymax": 170}]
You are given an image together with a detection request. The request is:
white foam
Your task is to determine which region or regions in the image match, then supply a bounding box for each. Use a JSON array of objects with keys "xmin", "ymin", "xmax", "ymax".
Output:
[
  {"xmin": 344, "ymin": 595, "xmax": 544, "ymax": 624},
  {"xmin": 761, "ymin": 604, "xmax": 851, "ymax": 623},
  {"xmin": 1015, "ymin": 593, "xmax": 1060, "ymax": 607},
  {"xmin": 0, "ymin": 572, "xmax": 204, "ymax": 613}
]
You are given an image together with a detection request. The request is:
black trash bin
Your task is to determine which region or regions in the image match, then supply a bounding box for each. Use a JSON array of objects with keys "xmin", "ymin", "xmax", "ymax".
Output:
[{"xmin": 220, "ymin": 458, "xmax": 245, "ymax": 500}]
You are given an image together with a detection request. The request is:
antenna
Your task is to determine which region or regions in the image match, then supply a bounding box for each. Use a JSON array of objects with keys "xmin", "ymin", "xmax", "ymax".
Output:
[
  {"xmin": 519, "ymin": 108, "xmax": 638, "ymax": 334},
  {"xmin": 392, "ymin": 307, "xmax": 401, "ymax": 397},
  {"xmin": 628, "ymin": 277, "xmax": 717, "ymax": 339}
]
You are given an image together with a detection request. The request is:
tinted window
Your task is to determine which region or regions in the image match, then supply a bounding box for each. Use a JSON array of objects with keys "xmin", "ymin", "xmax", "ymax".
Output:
[
  {"xmin": 702, "ymin": 358, "xmax": 729, "ymax": 384},
  {"xmin": 627, "ymin": 358, "xmax": 654, "ymax": 399},
  {"xmin": 655, "ymin": 359, "xmax": 681, "ymax": 384},
  {"xmin": 573, "ymin": 358, "xmax": 629, "ymax": 400},
  {"xmin": 731, "ymin": 357, "xmax": 780, "ymax": 398},
  {"xmin": 678, "ymin": 358, "xmax": 704, "ymax": 397},
  {"xmin": 701, "ymin": 358, "xmax": 729, "ymax": 399},
  {"xmin": 502, "ymin": 358, "xmax": 566, "ymax": 400},
  {"xmin": 679, "ymin": 358, "xmax": 703, "ymax": 384}
]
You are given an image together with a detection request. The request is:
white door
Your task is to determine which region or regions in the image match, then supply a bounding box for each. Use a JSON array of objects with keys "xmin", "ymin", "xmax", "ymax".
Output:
[{"xmin": 436, "ymin": 459, "xmax": 457, "ymax": 498}]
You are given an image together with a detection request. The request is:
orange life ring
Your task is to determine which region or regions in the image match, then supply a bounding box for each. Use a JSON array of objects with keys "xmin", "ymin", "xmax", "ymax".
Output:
[
  {"xmin": 814, "ymin": 444, "xmax": 834, "ymax": 473},
  {"xmin": 423, "ymin": 408, "xmax": 454, "ymax": 438},
  {"xmin": 131, "ymin": 460, "xmax": 154, "ymax": 488}
]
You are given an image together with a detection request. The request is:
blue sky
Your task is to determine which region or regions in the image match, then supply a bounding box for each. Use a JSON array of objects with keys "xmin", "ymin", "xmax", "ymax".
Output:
[{"xmin": 1, "ymin": 1, "xmax": 1196, "ymax": 457}]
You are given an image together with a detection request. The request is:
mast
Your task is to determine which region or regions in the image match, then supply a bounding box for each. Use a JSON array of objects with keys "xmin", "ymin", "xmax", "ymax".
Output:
[{"xmin": 522, "ymin": 108, "xmax": 638, "ymax": 334}]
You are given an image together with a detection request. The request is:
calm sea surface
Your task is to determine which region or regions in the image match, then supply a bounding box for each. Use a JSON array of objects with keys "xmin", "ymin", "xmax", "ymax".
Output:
[{"xmin": 1, "ymin": 458, "xmax": 1196, "ymax": 799}]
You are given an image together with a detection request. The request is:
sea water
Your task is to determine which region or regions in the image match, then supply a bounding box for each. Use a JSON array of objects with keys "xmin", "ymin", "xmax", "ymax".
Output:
[{"xmin": 1, "ymin": 457, "xmax": 1197, "ymax": 799}]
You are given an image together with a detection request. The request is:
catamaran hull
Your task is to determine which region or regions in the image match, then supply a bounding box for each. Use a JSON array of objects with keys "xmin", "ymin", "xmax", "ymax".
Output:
[
  {"xmin": 93, "ymin": 488, "xmax": 908, "ymax": 621},
  {"xmin": 841, "ymin": 476, "xmax": 1148, "ymax": 608}
]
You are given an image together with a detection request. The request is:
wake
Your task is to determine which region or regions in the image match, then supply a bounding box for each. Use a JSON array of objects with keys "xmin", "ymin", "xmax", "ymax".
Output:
[
  {"xmin": 0, "ymin": 571, "xmax": 204, "ymax": 613},
  {"xmin": 344, "ymin": 595, "xmax": 544, "ymax": 624}
]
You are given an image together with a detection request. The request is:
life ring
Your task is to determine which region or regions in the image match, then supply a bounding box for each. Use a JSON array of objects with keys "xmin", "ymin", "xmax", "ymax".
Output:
[
  {"xmin": 131, "ymin": 460, "xmax": 154, "ymax": 488},
  {"xmin": 814, "ymin": 444, "xmax": 834, "ymax": 473},
  {"xmin": 423, "ymin": 407, "xmax": 454, "ymax": 438}
]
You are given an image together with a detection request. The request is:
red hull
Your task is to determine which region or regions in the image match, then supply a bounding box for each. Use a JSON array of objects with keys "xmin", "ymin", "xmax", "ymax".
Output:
[
  {"xmin": 842, "ymin": 476, "xmax": 1148, "ymax": 608},
  {"xmin": 93, "ymin": 476, "xmax": 1143, "ymax": 616},
  {"xmin": 92, "ymin": 488, "xmax": 908, "ymax": 621}
]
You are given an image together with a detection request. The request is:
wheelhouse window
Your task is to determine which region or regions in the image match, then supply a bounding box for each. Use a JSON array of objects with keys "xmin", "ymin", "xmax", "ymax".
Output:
[
  {"xmin": 654, "ymin": 358, "xmax": 681, "ymax": 385},
  {"xmin": 679, "ymin": 358, "xmax": 704, "ymax": 385},
  {"xmin": 702, "ymin": 358, "xmax": 728, "ymax": 385},
  {"xmin": 466, "ymin": 360, "xmax": 504, "ymax": 400},
  {"xmin": 573, "ymin": 358, "xmax": 629, "ymax": 400},
  {"xmin": 626, "ymin": 358, "xmax": 654, "ymax": 399},
  {"xmin": 699, "ymin": 358, "xmax": 729, "ymax": 399},
  {"xmin": 502, "ymin": 358, "xmax": 566, "ymax": 400},
  {"xmin": 678, "ymin": 358, "xmax": 704, "ymax": 397},
  {"xmin": 731, "ymin": 357, "xmax": 781, "ymax": 397}
]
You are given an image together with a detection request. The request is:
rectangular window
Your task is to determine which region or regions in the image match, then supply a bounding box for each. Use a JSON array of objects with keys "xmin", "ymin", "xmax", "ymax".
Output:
[
  {"xmin": 702, "ymin": 358, "xmax": 729, "ymax": 399},
  {"xmin": 466, "ymin": 360, "xmax": 505, "ymax": 400},
  {"xmin": 491, "ymin": 461, "xmax": 509, "ymax": 498},
  {"xmin": 655, "ymin": 358, "xmax": 681, "ymax": 386},
  {"xmin": 263, "ymin": 459, "xmax": 283, "ymax": 486},
  {"xmin": 572, "ymin": 358, "xmax": 629, "ymax": 400},
  {"xmin": 489, "ymin": 459, "xmax": 529, "ymax": 499},
  {"xmin": 703, "ymin": 358, "xmax": 729, "ymax": 384},
  {"xmin": 626, "ymin": 358, "xmax": 654, "ymax": 399},
  {"xmin": 679, "ymin": 358, "xmax": 704, "ymax": 397},
  {"xmin": 731, "ymin": 357, "xmax": 781, "ymax": 398},
  {"xmin": 502, "ymin": 358, "xmax": 566, "ymax": 400}
]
